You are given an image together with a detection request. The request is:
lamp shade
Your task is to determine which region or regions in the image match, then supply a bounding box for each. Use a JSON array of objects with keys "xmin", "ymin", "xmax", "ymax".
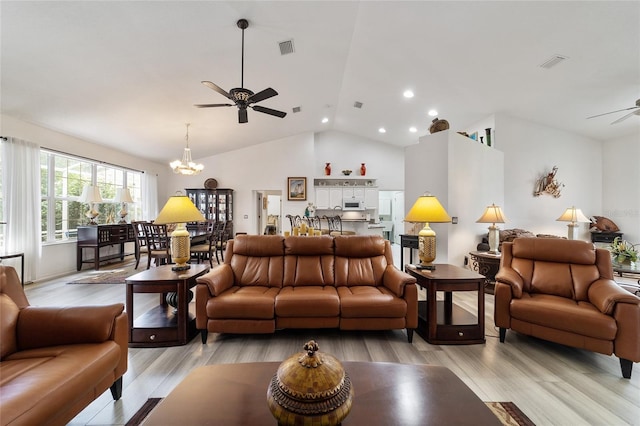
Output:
[
  {"xmin": 404, "ymin": 193, "xmax": 451, "ymax": 223},
  {"xmin": 556, "ymin": 206, "xmax": 589, "ymax": 223},
  {"xmin": 154, "ymin": 195, "xmax": 206, "ymax": 224},
  {"xmin": 476, "ymin": 204, "xmax": 507, "ymax": 225},
  {"xmin": 79, "ymin": 185, "xmax": 103, "ymax": 203},
  {"xmin": 115, "ymin": 188, "xmax": 134, "ymax": 203}
]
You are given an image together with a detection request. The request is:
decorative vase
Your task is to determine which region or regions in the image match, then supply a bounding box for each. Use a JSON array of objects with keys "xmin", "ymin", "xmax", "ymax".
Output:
[
  {"xmin": 429, "ymin": 117, "xmax": 449, "ymax": 134},
  {"xmin": 485, "ymin": 128, "xmax": 492, "ymax": 147},
  {"xmin": 166, "ymin": 290, "xmax": 194, "ymax": 312},
  {"xmin": 360, "ymin": 163, "xmax": 366, "ymax": 176},
  {"xmin": 480, "ymin": 136, "xmax": 484, "ymax": 144},
  {"xmin": 325, "ymin": 163, "xmax": 331, "ymax": 176},
  {"xmin": 267, "ymin": 340, "xmax": 353, "ymax": 426}
]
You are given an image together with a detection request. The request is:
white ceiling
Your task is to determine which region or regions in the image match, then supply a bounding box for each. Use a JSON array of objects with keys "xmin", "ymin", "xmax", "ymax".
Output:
[{"xmin": 2, "ymin": 1, "xmax": 639, "ymax": 164}]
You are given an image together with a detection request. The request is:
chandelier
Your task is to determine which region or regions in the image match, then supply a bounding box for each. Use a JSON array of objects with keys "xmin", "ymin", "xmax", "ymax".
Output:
[{"xmin": 170, "ymin": 123, "xmax": 204, "ymax": 175}]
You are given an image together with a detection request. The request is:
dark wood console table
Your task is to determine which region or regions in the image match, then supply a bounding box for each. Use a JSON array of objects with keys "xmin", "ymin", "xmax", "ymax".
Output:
[
  {"xmin": 76, "ymin": 224, "xmax": 135, "ymax": 271},
  {"xmin": 399, "ymin": 234, "xmax": 419, "ymax": 268},
  {"xmin": 406, "ymin": 264, "xmax": 485, "ymax": 345},
  {"xmin": 468, "ymin": 251, "xmax": 501, "ymax": 294}
]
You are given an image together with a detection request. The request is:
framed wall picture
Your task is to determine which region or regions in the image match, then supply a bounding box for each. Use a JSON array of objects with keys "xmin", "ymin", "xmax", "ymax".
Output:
[{"xmin": 287, "ymin": 177, "xmax": 307, "ymax": 201}]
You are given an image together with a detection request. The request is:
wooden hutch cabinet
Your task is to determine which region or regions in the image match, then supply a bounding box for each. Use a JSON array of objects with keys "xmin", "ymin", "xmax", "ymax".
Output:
[{"xmin": 186, "ymin": 188, "xmax": 233, "ymax": 235}]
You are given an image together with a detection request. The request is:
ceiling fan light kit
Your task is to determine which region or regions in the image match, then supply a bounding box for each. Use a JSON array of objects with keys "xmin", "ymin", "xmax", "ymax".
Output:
[{"xmin": 194, "ymin": 19, "xmax": 287, "ymax": 124}]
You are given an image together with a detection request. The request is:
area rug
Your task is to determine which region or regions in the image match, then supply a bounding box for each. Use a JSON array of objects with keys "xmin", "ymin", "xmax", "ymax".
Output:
[
  {"xmin": 125, "ymin": 398, "xmax": 535, "ymax": 426},
  {"xmin": 486, "ymin": 401, "xmax": 536, "ymax": 426},
  {"xmin": 67, "ymin": 266, "xmax": 137, "ymax": 284}
]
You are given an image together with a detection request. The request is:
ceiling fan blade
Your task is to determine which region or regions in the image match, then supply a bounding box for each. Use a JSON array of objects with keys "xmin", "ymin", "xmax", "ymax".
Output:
[
  {"xmin": 252, "ymin": 105, "xmax": 287, "ymax": 118},
  {"xmin": 239, "ymin": 108, "xmax": 248, "ymax": 124},
  {"xmin": 248, "ymin": 88, "xmax": 278, "ymax": 104},
  {"xmin": 610, "ymin": 108, "xmax": 640, "ymax": 125},
  {"xmin": 194, "ymin": 103, "xmax": 233, "ymax": 108},
  {"xmin": 202, "ymin": 81, "xmax": 232, "ymax": 100},
  {"xmin": 586, "ymin": 106, "xmax": 638, "ymax": 119}
]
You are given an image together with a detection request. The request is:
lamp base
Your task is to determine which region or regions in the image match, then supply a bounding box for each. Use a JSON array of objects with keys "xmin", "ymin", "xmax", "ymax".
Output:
[
  {"xmin": 415, "ymin": 263, "xmax": 436, "ymax": 270},
  {"xmin": 171, "ymin": 264, "xmax": 191, "ymax": 272}
]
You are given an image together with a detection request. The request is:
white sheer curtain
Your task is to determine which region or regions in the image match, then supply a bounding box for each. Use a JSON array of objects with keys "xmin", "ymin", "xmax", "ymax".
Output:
[
  {"xmin": 142, "ymin": 172, "xmax": 159, "ymax": 220},
  {"xmin": 1, "ymin": 137, "xmax": 41, "ymax": 281}
]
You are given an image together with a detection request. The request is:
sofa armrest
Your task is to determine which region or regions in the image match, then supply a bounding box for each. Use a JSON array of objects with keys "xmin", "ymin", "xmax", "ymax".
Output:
[
  {"xmin": 382, "ymin": 265, "xmax": 417, "ymax": 298},
  {"xmin": 16, "ymin": 303, "xmax": 125, "ymax": 350},
  {"xmin": 196, "ymin": 264, "xmax": 234, "ymax": 296},
  {"xmin": 588, "ymin": 279, "xmax": 640, "ymax": 315},
  {"xmin": 495, "ymin": 267, "xmax": 524, "ymax": 298}
]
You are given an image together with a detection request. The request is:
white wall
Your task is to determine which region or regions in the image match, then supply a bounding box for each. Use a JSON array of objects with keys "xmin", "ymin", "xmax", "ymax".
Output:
[
  {"xmin": 166, "ymin": 130, "xmax": 406, "ymax": 235},
  {"xmin": 405, "ymin": 130, "xmax": 504, "ymax": 266},
  {"xmin": 602, "ymin": 132, "xmax": 640, "ymax": 243},
  {"xmin": 1, "ymin": 114, "xmax": 168, "ymax": 280},
  {"xmin": 495, "ymin": 113, "xmax": 602, "ymax": 240},
  {"xmin": 314, "ymin": 130, "xmax": 405, "ymax": 190},
  {"xmin": 165, "ymin": 132, "xmax": 316, "ymax": 235}
]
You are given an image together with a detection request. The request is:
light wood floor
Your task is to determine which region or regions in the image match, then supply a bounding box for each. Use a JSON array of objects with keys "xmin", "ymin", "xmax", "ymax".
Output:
[{"xmin": 24, "ymin": 253, "xmax": 640, "ymax": 426}]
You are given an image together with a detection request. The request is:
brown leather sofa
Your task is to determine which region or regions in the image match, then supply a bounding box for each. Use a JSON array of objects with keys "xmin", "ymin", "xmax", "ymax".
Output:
[
  {"xmin": 0, "ymin": 266, "xmax": 128, "ymax": 426},
  {"xmin": 494, "ymin": 238, "xmax": 640, "ymax": 378},
  {"xmin": 196, "ymin": 235, "xmax": 418, "ymax": 342}
]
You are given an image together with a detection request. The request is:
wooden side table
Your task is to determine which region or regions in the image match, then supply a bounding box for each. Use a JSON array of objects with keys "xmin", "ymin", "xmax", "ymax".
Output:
[
  {"xmin": 468, "ymin": 251, "xmax": 501, "ymax": 294},
  {"xmin": 125, "ymin": 264, "xmax": 209, "ymax": 347},
  {"xmin": 406, "ymin": 264, "xmax": 485, "ymax": 345},
  {"xmin": 399, "ymin": 234, "xmax": 419, "ymax": 268}
]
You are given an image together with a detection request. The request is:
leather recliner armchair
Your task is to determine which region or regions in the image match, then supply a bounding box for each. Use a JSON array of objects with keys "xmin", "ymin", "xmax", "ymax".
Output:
[
  {"xmin": 0, "ymin": 266, "xmax": 128, "ymax": 426},
  {"xmin": 494, "ymin": 238, "xmax": 640, "ymax": 378}
]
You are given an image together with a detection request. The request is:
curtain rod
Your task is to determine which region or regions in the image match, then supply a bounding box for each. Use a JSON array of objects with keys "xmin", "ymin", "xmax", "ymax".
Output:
[{"xmin": 41, "ymin": 146, "xmax": 145, "ymax": 173}]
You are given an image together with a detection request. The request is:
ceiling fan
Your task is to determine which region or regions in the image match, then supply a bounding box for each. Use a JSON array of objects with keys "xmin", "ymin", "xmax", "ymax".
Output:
[
  {"xmin": 194, "ymin": 19, "xmax": 287, "ymax": 124},
  {"xmin": 586, "ymin": 98, "xmax": 640, "ymax": 124}
]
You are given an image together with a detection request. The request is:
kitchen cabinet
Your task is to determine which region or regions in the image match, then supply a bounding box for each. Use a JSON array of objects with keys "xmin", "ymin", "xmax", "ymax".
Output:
[{"xmin": 365, "ymin": 188, "xmax": 378, "ymax": 209}]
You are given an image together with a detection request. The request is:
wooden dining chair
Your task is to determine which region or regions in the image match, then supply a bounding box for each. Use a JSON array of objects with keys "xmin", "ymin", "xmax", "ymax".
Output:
[
  {"xmin": 131, "ymin": 221, "xmax": 150, "ymax": 269},
  {"xmin": 214, "ymin": 221, "xmax": 230, "ymax": 263},
  {"xmin": 190, "ymin": 220, "xmax": 216, "ymax": 267},
  {"xmin": 143, "ymin": 223, "xmax": 171, "ymax": 269}
]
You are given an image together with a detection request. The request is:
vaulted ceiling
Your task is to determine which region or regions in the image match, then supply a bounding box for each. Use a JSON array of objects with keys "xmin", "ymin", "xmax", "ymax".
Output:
[{"xmin": 2, "ymin": 1, "xmax": 639, "ymax": 164}]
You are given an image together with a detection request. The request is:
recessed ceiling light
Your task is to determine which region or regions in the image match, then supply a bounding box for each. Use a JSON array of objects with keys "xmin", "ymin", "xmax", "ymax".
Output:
[
  {"xmin": 403, "ymin": 90, "xmax": 414, "ymax": 98},
  {"xmin": 428, "ymin": 109, "xmax": 438, "ymax": 117},
  {"xmin": 321, "ymin": 117, "xmax": 329, "ymax": 124},
  {"xmin": 378, "ymin": 127, "xmax": 386, "ymax": 133},
  {"xmin": 409, "ymin": 127, "xmax": 417, "ymax": 133}
]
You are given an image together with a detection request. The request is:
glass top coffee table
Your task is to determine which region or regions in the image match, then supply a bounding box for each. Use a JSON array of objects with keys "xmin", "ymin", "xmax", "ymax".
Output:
[{"xmin": 612, "ymin": 261, "xmax": 640, "ymax": 295}]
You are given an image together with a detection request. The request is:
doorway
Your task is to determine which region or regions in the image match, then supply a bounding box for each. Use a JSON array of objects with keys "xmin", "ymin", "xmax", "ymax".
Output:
[{"xmin": 254, "ymin": 190, "xmax": 282, "ymax": 235}]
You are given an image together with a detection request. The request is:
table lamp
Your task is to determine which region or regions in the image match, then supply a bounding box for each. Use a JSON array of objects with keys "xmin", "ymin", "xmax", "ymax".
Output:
[
  {"xmin": 115, "ymin": 188, "xmax": 134, "ymax": 223},
  {"xmin": 154, "ymin": 194, "xmax": 206, "ymax": 271},
  {"xmin": 404, "ymin": 192, "xmax": 451, "ymax": 269},
  {"xmin": 476, "ymin": 204, "xmax": 507, "ymax": 254},
  {"xmin": 79, "ymin": 185, "xmax": 103, "ymax": 225},
  {"xmin": 556, "ymin": 206, "xmax": 589, "ymax": 240}
]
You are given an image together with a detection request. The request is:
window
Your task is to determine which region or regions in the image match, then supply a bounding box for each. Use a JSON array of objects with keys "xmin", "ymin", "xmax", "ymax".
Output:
[{"xmin": 40, "ymin": 150, "xmax": 142, "ymax": 243}]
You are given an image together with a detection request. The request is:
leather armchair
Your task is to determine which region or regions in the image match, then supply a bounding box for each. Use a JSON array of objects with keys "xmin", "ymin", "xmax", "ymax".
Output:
[
  {"xmin": 494, "ymin": 238, "xmax": 640, "ymax": 378},
  {"xmin": 1, "ymin": 266, "xmax": 128, "ymax": 426}
]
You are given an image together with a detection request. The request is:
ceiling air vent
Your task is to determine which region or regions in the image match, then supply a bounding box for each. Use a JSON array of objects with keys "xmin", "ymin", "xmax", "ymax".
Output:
[
  {"xmin": 539, "ymin": 54, "xmax": 568, "ymax": 69},
  {"xmin": 353, "ymin": 101, "xmax": 363, "ymax": 109},
  {"xmin": 292, "ymin": 106, "xmax": 301, "ymax": 113},
  {"xmin": 279, "ymin": 40, "xmax": 295, "ymax": 55}
]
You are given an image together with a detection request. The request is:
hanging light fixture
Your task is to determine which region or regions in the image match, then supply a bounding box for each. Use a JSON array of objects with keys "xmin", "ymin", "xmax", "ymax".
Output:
[{"xmin": 170, "ymin": 123, "xmax": 204, "ymax": 175}]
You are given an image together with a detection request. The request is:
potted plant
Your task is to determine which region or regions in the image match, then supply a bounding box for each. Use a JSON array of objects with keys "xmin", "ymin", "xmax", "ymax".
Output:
[{"xmin": 608, "ymin": 237, "xmax": 638, "ymax": 264}]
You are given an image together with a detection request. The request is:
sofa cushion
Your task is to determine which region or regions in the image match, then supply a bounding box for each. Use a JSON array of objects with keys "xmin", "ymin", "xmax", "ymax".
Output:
[
  {"xmin": 0, "ymin": 294, "xmax": 19, "ymax": 359},
  {"xmin": 206, "ymin": 286, "xmax": 279, "ymax": 319},
  {"xmin": 530, "ymin": 261, "xmax": 574, "ymax": 299},
  {"xmin": 275, "ymin": 286, "xmax": 340, "ymax": 317},
  {"xmin": 338, "ymin": 286, "xmax": 407, "ymax": 318},
  {"xmin": 334, "ymin": 235, "xmax": 386, "ymax": 258},
  {"xmin": 510, "ymin": 293, "xmax": 617, "ymax": 340},
  {"xmin": 1, "ymin": 342, "xmax": 121, "ymax": 426},
  {"xmin": 512, "ymin": 238, "xmax": 596, "ymax": 265},
  {"xmin": 230, "ymin": 235, "xmax": 285, "ymax": 288}
]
